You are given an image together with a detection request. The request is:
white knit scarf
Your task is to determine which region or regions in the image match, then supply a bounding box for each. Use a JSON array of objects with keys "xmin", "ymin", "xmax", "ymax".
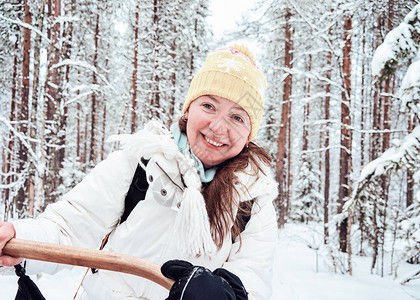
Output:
[{"xmin": 107, "ymin": 121, "xmax": 215, "ymax": 257}]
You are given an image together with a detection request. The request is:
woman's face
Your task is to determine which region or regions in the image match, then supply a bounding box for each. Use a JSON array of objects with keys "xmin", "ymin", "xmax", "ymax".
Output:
[{"xmin": 185, "ymin": 95, "xmax": 251, "ymax": 168}]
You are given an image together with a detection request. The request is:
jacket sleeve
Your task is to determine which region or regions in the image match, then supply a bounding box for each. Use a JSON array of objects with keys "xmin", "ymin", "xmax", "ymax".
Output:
[
  {"xmin": 222, "ymin": 195, "xmax": 278, "ymax": 300},
  {"xmin": 12, "ymin": 150, "xmax": 138, "ymax": 274}
]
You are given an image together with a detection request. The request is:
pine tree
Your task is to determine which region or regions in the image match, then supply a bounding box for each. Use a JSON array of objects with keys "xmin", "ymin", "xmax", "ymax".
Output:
[
  {"xmin": 348, "ymin": 3, "xmax": 420, "ymax": 276},
  {"xmin": 291, "ymin": 157, "xmax": 323, "ymax": 224}
]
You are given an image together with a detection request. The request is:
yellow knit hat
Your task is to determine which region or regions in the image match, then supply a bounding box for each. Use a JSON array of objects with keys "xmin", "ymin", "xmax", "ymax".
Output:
[{"xmin": 183, "ymin": 44, "xmax": 267, "ymax": 141}]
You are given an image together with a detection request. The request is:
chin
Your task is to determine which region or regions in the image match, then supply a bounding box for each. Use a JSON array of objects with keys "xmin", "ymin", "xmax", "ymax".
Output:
[
  {"xmin": 200, "ymin": 159, "xmax": 217, "ymax": 169},
  {"xmin": 199, "ymin": 157, "xmax": 221, "ymax": 169}
]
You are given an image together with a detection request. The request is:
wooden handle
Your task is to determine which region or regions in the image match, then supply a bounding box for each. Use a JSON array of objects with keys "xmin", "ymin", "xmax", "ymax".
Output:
[{"xmin": 3, "ymin": 238, "xmax": 174, "ymax": 290}]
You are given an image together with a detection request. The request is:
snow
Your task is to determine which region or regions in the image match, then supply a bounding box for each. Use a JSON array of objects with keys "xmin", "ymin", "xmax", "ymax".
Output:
[
  {"xmin": 357, "ymin": 125, "xmax": 420, "ymax": 182},
  {"xmin": 405, "ymin": 4, "xmax": 420, "ymax": 31},
  {"xmin": 401, "ymin": 52, "xmax": 420, "ymax": 91},
  {"xmin": 371, "ymin": 22, "xmax": 416, "ymax": 77},
  {"xmin": 1, "ymin": 223, "xmax": 419, "ymax": 300},
  {"xmin": 371, "ymin": 42, "xmax": 396, "ymax": 77},
  {"xmin": 273, "ymin": 224, "xmax": 420, "ymax": 300},
  {"xmin": 401, "ymin": 53, "xmax": 420, "ymax": 116},
  {"xmin": 371, "ymin": 3, "xmax": 420, "ymax": 77}
]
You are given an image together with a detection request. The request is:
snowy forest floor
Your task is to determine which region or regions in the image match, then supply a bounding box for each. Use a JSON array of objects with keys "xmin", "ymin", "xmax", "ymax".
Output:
[
  {"xmin": 272, "ymin": 223, "xmax": 420, "ymax": 300},
  {"xmin": 1, "ymin": 223, "xmax": 419, "ymax": 300}
]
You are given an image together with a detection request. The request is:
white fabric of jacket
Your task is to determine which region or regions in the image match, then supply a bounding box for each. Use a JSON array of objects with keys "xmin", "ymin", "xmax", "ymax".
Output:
[{"xmin": 13, "ymin": 123, "xmax": 278, "ymax": 300}]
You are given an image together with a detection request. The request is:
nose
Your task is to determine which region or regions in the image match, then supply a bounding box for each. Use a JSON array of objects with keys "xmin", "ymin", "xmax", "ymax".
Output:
[{"xmin": 208, "ymin": 115, "xmax": 228, "ymax": 136}]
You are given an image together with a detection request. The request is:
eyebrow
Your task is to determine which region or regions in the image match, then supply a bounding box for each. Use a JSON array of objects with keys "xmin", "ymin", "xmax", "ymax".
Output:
[
  {"xmin": 207, "ymin": 95, "xmax": 220, "ymax": 103},
  {"xmin": 206, "ymin": 95, "xmax": 246, "ymax": 114}
]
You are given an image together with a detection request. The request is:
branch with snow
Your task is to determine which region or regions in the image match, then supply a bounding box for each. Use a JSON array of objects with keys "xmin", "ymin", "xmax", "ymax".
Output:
[
  {"xmin": 0, "ymin": 117, "xmax": 44, "ymax": 175},
  {"xmin": 282, "ymin": 67, "xmax": 345, "ymax": 92},
  {"xmin": 401, "ymin": 268, "xmax": 420, "ymax": 285},
  {"xmin": 0, "ymin": 15, "xmax": 51, "ymax": 44},
  {"xmin": 371, "ymin": 4, "xmax": 420, "ymax": 81},
  {"xmin": 346, "ymin": 125, "xmax": 420, "ymax": 211},
  {"xmin": 400, "ymin": 56, "xmax": 420, "ymax": 118}
]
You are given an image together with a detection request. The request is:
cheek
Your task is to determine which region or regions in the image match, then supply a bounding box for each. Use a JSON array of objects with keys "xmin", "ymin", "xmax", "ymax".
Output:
[
  {"xmin": 229, "ymin": 135, "xmax": 247, "ymax": 156},
  {"xmin": 234, "ymin": 128, "xmax": 250, "ymax": 147},
  {"xmin": 235, "ymin": 138, "xmax": 248, "ymax": 151},
  {"xmin": 186, "ymin": 118, "xmax": 200, "ymax": 143}
]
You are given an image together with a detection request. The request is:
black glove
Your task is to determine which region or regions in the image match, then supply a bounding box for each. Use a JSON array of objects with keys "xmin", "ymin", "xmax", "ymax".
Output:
[{"xmin": 161, "ymin": 260, "xmax": 248, "ymax": 300}]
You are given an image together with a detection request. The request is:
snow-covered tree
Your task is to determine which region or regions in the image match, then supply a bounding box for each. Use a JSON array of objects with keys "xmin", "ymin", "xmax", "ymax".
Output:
[
  {"xmin": 291, "ymin": 157, "xmax": 324, "ymax": 224},
  {"xmin": 347, "ymin": 3, "xmax": 420, "ymax": 276}
]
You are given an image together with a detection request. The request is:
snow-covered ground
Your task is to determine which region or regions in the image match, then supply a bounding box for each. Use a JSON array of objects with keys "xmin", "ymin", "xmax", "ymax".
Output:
[
  {"xmin": 1, "ymin": 223, "xmax": 419, "ymax": 299},
  {"xmin": 273, "ymin": 224, "xmax": 420, "ymax": 300}
]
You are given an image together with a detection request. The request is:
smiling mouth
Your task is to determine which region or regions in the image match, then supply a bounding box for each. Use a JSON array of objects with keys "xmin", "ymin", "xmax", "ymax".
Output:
[{"xmin": 203, "ymin": 135, "xmax": 225, "ymax": 147}]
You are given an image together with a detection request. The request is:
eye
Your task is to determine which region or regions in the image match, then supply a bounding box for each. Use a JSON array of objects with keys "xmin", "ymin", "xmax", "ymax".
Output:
[
  {"xmin": 233, "ymin": 115, "xmax": 244, "ymax": 123},
  {"xmin": 202, "ymin": 103, "xmax": 214, "ymax": 110}
]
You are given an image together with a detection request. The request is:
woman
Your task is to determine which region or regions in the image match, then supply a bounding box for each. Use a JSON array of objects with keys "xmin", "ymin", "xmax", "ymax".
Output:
[{"xmin": 0, "ymin": 44, "xmax": 278, "ymax": 299}]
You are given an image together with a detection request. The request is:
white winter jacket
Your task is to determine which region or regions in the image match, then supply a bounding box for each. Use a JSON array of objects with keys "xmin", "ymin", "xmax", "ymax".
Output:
[{"xmin": 13, "ymin": 122, "xmax": 278, "ymax": 300}]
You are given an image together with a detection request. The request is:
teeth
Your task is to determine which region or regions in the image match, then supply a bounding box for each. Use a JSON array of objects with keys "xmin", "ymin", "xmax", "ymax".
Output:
[{"xmin": 204, "ymin": 136, "xmax": 223, "ymax": 146}]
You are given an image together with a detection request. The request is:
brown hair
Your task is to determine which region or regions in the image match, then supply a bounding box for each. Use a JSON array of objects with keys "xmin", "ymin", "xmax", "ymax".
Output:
[{"xmin": 178, "ymin": 118, "xmax": 272, "ymax": 248}]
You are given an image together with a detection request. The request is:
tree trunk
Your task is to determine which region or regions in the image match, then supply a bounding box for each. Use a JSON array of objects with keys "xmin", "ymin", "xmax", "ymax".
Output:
[
  {"xmin": 151, "ymin": 0, "xmax": 161, "ymax": 121},
  {"xmin": 131, "ymin": 4, "xmax": 140, "ymax": 133},
  {"xmin": 338, "ymin": 15, "xmax": 352, "ymax": 253},
  {"xmin": 15, "ymin": 0, "xmax": 32, "ymax": 216},
  {"xmin": 347, "ymin": 209, "xmax": 353, "ymax": 275},
  {"xmin": 323, "ymin": 40, "xmax": 332, "ymax": 244},
  {"xmin": 275, "ymin": 7, "xmax": 293, "ymax": 228},
  {"xmin": 84, "ymin": 112, "xmax": 89, "ymax": 166},
  {"xmin": 378, "ymin": 2, "xmax": 394, "ymax": 239},
  {"xmin": 286, "ymin": 90, "xmax": 292, "ymax": 219},
  {"xmin": 169, "ymin": 36, "xmax": 177, "ymax": 127},
  {"xmin": 44, "ymin": 0, "xmax": 65, "ymax": 206},
  {"xmin": 302, "ymin": 54, "xmax": 311, "ymax": 153},
  {"xmin": 77, "ymin": 101, "xmax": 82, "ymax": 160},
  {"xmin": 89, "ymin": 13, "xmax": 100, "ymax": 164},
  {"xmin": 27, "ymin": 4, "xmax": 45, "ymax": 217},
  {"xmin": 406, "ymin": 115, "xmax": 414, "ymax": 207},
  {"xmin": 4, "ymin": 29, "xmax": 20, "ymax": 220},
  {"xmin": 76, "ymin": 69, "xmax": 82, "ymax": 161},
  {"xmin": 371, "ymin": 199, "xmax": 379, "ymax": 272},
  {"xmin": 36, "ymin": 6, "xmax": 47, "ymax": 212},
  {"xmin": 101, "ymin": 104, "xmax": 107, "ymax": 161},
  {"xmin": 370, "ymin": 15, "xmax": 384, "ymax": 162},
  {"xmin": 360, "ymin": 19, "xmax": 367, "ymax": 167},
  {"xmin": 100, "ymin": 56, "xmax": 109, "ymax": 162},
  {"xmin": 382, "ymin": 0, "xmax": 394, "ymax": 151},
  {"xmin": 380, "ymin": 176, "xmax": 389, "ymax": 277},
  {"xmin": 189, "ymin": 19, "xmax": 198, "ymax": 78}
]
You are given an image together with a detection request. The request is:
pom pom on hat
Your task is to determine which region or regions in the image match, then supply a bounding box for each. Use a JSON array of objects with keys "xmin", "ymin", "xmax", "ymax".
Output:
[
  {"xmin": 183, "ymin": 43, "xmax": 267, "ymax": 141},
  {"xmin": 229, "ymin": 43, "xmax": 257, "ymax": 63}
]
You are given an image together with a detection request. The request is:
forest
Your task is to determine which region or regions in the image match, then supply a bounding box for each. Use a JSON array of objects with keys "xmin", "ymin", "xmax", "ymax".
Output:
[{"xmin": 0, "ymin": 0, "xmax": 419, "ymax": 283}]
